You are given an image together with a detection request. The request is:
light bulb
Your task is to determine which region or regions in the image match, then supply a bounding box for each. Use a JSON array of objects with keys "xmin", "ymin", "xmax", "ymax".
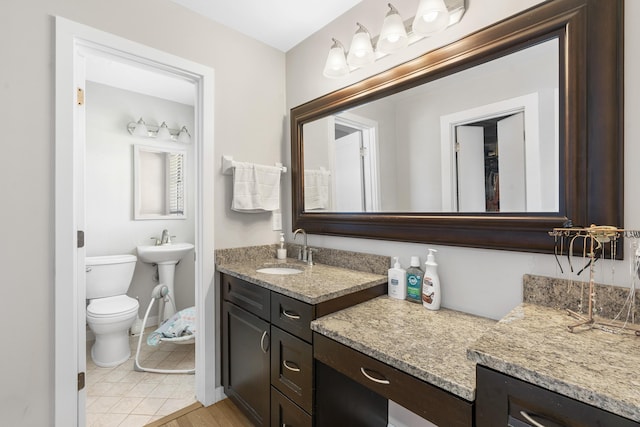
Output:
[
  {"xmin": 412, "ymin": 0, "xmax": 450, "ymax": 37},
  {"xmin": 323, "ymin": 38, "xmax": 349, "ymax": 78},
  {"xmin": 377, "ymin": 3, "xmax": 408, "ymax": 54},
  {"xmin": 156, "ymin": 122, "xmax": 172, "ymax": 140}
]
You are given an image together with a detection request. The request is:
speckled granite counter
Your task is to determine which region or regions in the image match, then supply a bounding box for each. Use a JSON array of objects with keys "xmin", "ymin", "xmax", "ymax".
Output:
[
  {"xmin": 217, "ymin": 258, "xmax": 387, "ymax": 305},
  {"xmin": 311, "ymin": 296, "xmax": 496, "ymax": 401},
  {"xmin": 467, "ymin": 303, "xmax": 640, "ymax": 422}
]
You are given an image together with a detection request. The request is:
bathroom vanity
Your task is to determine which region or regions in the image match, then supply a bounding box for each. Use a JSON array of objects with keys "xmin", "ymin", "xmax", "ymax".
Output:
[
  {"xmin": 468, "ymin": 303, "xmax": 640, "ymax": 426},
  {"xmin": 217, "ymin": 257, "xmax": 387, "ymax": 426}
]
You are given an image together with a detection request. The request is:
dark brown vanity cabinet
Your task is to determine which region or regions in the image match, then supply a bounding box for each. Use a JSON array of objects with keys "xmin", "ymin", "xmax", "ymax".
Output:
[
  {"xmin": 221, "ymin": 272, "xmax": 386, "ymax": 427},
  {"xmin": 475, "ymin": 366, "xmax": 639, "ymax": 427}
]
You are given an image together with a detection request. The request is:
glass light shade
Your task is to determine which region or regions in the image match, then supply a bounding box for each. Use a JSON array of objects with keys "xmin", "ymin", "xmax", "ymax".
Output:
[
  {"xmin": 347, "ymin": 24, "xmax": 375, "ymax": 68},
  {"xmin": 323, "ymin": 39, "xmax": 349, "ymax": 78},
  {"xmin": 178, "ymin": 126, "xmax": 191, "ymax": 144},
  {"xmin": 156, "ymin": 122, "xmax": 172, "ymax": 140},
  {"xmin": 377, "ymin": 4, "xmax": 408, "ymax": 54},
  {"xmin": 133, "ymin": 117, "xmax": 149, "ymax": 137},
  {"xmin": 412, "ymin": 0, "xmax": 450, "ymax": 36}
]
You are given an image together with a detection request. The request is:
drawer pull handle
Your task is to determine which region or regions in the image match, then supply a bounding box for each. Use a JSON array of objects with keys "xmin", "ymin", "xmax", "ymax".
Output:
[
  {"xmin": 282, "ymin": 309, "xmax": 301, "ymax": 320},
  {"xmin": 260, "ymin": 331, "xmax": 269, "ymax": 353},
  {"xmin": 519, "ymin": 411, "xmax": 547, "ymax": 427},
  {"xmin": 283, "ymin": 360, "xmax": 301, "ymax": 372},
  {"xmin": 360, "ymin": 367, "xmax": 390, "ymax": 385}
]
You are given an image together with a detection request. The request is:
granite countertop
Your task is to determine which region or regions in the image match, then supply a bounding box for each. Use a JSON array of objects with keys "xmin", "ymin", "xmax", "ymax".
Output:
[
  {"xmin": 467, "ymin": 303, "xmax": 640, "ymax": 422},
  {"xmin": 311, "ymin": 296, "xmax": 496, "ymax": 401},
  {"xmin": 217, "ymin": 258, "xmax": 387, "ymax": 305}
]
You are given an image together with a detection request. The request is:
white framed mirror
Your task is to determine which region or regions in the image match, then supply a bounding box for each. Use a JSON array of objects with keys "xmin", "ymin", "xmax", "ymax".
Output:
[{"xmin": 134, "ymin": 144, "xmax": 187, "ymax": 220}]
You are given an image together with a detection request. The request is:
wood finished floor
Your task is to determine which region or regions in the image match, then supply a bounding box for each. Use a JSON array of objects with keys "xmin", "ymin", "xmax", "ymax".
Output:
[{"xmin": 145, "ymin": 398, "xmax": 253, "ymax": 427}]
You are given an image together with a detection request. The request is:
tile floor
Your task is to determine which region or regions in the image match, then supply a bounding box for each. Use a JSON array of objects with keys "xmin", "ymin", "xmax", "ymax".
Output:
[{"xmin": 85, "ymin": 328, "xmax": 196, "ymax": 427}]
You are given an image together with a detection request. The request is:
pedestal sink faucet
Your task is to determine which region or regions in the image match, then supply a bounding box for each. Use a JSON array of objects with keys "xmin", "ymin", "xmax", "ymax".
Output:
[{"xmin": 160, "ymin": 229, "xmax": 172, "ymax": 245}]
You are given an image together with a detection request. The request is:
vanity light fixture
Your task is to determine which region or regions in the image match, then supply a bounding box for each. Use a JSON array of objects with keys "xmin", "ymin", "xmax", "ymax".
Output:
[
  {"xmin": 156, "ymin": 121, "xmax": 172, "ymax": 141},
  {"xmin": 412, "ymin": 0, "xmax": 450, "ymax": 36},
  {"xmin": 322, "ymin": 0, "xmax": 466, "ymax": 78},
  {"xmin": 322, "ymin": 38, "xmax": 350, "ymax": 78},
  {"xmin": 346, "ymin": 23, "xmax": 375, "ymax": 68},
  {"xmin": 127, "ymin": 118, "xmax": 191, "ymax": 144},
  {"xmin": 377, "ymin": 4, "xmax": 408, "ymax": 54}
]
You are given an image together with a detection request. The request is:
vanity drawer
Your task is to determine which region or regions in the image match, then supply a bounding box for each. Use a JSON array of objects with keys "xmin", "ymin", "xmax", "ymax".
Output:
[
  {"xmin": 271, "ymin": 387, "xmax": 312, "ymax": 427},
  {"xmin": 222, "ymin": 273, "xmax": 270, "ymax": 321},
  {"xmin": 271, "ymin": 326, "xmax": 313, "ymax": 413},
  {"xmin": 314, "ymin": 333, "xmax": 473, "ymax": 427},
  {"xmin": 271, "ymin": 292, "xmax": 314, "ymax": 342},
  {"xmin": 476, "ymin": 366, "xmax": 639, "ymax": 427}
]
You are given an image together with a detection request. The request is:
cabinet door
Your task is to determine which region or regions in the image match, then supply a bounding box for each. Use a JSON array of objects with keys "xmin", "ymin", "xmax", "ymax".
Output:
[
  {"xmin": 271, "ymin": 387, "xmax": 312, "ymax": 427},
  {"xmin": 271, "ymin": 326, "xmax": 313, "ymax": 413},
  {"xmin": 223, "ymin": 301, "xmax": 271, "ymax": 426}
]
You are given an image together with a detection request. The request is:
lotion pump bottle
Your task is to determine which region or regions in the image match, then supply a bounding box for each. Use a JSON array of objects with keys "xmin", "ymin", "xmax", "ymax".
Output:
[
  {"xmin": 387, "ymin": 257, "xmax": 407, "ymax": 300},
  {"xmin": 422, "ymin": 249, "xmax": 441, "ymax": 310}
]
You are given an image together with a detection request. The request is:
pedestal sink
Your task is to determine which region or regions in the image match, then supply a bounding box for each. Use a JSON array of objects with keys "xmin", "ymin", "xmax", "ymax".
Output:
[{"xmin": 137, "ymin": 242, "xmax": 194, "ymax": 321}]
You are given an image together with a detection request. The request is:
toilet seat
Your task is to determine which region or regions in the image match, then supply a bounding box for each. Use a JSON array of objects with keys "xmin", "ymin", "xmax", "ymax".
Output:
[{"xmin": 87, "ymin": 295, "xmax": 138, "ymax": 318}]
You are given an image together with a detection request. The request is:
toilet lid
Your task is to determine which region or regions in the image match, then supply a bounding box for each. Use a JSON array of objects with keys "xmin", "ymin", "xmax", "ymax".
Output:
[{"xmin": 87, "ymin": 295, "xmax": 138, "ymax": 317}]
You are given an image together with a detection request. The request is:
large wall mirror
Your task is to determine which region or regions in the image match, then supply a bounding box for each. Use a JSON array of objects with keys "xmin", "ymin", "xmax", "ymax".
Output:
[{"xmin": 291, "ymin": 0, "xmax": 623, "ymax": 253}]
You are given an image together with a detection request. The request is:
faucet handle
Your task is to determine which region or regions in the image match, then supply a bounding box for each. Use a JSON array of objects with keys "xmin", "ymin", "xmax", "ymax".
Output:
[
  {"xmin": 307, "ymin": 248, "xmax": 316, "ymax": 266},
  {"xmin": 150, "ymin": 237, "xmax": 161, "ymax": 246}
]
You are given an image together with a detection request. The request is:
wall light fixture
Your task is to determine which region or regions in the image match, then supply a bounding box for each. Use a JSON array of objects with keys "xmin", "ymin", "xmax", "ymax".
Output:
[
  {"xmin": 323, "ymin": 0, "xmax": 466, "ymax": 78},
  {"xmin": 127, "ymin": 118, "xmax": 191, "ymax": 144}
]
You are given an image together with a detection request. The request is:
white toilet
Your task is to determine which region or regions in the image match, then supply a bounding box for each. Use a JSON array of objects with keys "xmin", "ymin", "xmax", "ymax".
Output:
[{"xmin": 86, "ymin": 254, "xmax": 139, "ymax": 368}]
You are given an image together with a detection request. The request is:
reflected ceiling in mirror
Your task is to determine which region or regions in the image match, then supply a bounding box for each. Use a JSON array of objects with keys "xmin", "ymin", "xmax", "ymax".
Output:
[{"xmin": 303, "ymin": 38, "xmax": 559, "ymax": 214}]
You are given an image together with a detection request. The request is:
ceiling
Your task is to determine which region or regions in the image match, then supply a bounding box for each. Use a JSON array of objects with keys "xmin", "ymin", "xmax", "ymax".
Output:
[
  {"xmin": 87, "ymin": 1, "xmax": 361, "ymax": 105},
  {"xmin": 169, "ymin": 0, "xmax": 362, "ymax": 52}
]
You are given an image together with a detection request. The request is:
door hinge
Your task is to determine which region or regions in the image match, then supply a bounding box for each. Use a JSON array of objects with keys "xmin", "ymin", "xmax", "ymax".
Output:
[
  {"xmin": 77, "ymin": 372, "xmax": 85, "ymax": 391},
  {"xmin": 77, "ymin": 230, "xmax": 85, "ymax": 249},
  {"xmin": 76, "ymin": 87, "xmax": 84, "ymax": 106}
]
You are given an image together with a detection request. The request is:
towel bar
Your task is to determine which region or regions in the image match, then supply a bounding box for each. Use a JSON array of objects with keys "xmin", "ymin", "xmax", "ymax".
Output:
[{"xmin": 221, "ymin": 155, "xmax": 287, "ymax": 175}]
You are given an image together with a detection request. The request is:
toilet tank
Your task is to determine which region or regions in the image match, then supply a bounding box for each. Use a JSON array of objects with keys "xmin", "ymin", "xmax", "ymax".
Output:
[{"xmin": 85, "ymin": 254, "xmax": 137, "ymax": 299}]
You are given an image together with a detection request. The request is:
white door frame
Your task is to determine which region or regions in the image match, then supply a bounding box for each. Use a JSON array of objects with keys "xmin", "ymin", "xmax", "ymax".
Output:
[
  {"xmin": 440, "ymin": 93, "xmax": 540, "ymax": 211},
  {"xmin": 334, "ymin": 113, "xmax": 381, "ymax": 211},
  {"xmin": 55, "ymin": 17, "xmax": 219, "ymax": 427}
]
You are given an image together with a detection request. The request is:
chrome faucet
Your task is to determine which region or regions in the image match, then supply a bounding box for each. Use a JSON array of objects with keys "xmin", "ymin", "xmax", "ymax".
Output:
[
  {"xmin": 160, "ymin": 229, "xmax": 172, "ymax": 245},
  {"xmin": 293, "ymin": 228, "xmax": 308, "ymax": 262}
]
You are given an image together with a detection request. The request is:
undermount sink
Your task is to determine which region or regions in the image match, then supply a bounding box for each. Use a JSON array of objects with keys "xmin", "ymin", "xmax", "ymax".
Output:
[
  {"xmin": 256, "ymin": 267, "xmax": 303, "ymax": 275},
  {"xmin": 136, "ymin": 242, "xmax": 194, "ymax": 265}
]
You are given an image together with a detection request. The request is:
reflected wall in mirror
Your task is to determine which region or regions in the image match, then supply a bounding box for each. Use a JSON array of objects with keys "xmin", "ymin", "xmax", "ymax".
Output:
[
  {"xmin": 303, "ymin": 39, "xmax": 559, "ymax": 214},
  {"xmin": 134, "ymin": 145, "xmax": 186, "ymax": 220},
  {"xmin": 291, "ymin": 0, "xmax": 623, "ymax": 254}
]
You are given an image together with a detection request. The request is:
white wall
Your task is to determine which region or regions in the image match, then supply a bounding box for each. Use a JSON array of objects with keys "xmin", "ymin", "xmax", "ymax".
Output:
[
  {"xmin": 85, "ymin": 82, "xmax": 195, "ymax": 315},
  {"xmin": 0, "ymin": 0, "xmax": 285, "ymax": 424}
]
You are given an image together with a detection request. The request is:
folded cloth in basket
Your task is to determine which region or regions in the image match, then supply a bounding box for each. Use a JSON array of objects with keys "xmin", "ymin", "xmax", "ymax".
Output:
[{"xmin": 147, "ymin": 306, "xmax": 196, "ymax": 346}]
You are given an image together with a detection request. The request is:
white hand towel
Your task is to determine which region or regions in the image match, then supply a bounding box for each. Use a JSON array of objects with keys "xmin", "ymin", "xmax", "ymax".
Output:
[
  {"xmin": 232, "ymin": 162, "xmax": 281, "ymax": 212},
  {"xmin": 304, "ymin": 169, "xmax": 331, "ymax": 210}
]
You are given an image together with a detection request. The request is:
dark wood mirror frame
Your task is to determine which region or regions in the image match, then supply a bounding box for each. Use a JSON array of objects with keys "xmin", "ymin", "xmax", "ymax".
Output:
[{"xmin": 291, "ymin": 0, "xmax": 623, "ymax": 254}]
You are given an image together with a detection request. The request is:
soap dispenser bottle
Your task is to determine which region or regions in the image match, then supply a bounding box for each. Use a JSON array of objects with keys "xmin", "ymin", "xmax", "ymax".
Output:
[
  {"xmin": 406, "ymin": 256, "xmax": 423, "ymax": 303},
  {"xmin": 388, "ymin": 257, "xmax": 407, "ymax": 300},
  {"xmin": 422, "ymin": 249, "xmax": 441, "ymax": 310},
  {"xmin": 277, "ymin": 232, "xmax": 287, "ymax": 259}
]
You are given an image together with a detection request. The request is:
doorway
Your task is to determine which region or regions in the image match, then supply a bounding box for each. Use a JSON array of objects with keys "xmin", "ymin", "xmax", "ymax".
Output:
[
  {"xmin": 331, "ymin": 113, "xmax": 381, "ymax": 212},
  {"xmin": 55, "ymin": 17, "xmax": 218, "ymax": 427}
]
